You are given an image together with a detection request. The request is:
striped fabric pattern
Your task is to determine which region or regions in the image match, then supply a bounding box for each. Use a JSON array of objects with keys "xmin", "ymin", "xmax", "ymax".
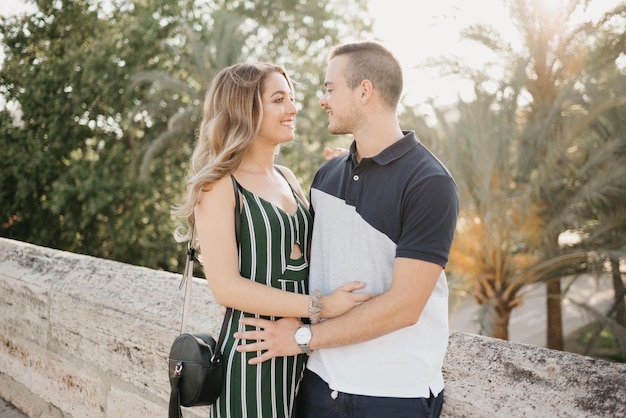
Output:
[{"xmin": 211, "ymin": 180, "xmax": 312, "ymax": 418}]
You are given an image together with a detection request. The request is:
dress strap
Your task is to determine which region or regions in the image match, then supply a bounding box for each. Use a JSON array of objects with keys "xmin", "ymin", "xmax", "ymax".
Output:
[{"xmin": 274, "ymin": 165, "xmax": 289, "ymax": 181}]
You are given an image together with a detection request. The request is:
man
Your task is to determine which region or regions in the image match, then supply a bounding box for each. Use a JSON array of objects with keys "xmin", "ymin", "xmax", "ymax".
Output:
[{"xmin": 236, "ymin": 41, "xmax": 459, "ymax": 418}]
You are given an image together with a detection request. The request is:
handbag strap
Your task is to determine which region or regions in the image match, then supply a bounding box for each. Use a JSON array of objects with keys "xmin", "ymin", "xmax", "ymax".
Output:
[
  {"xmin": 179, "ymin": 175, "xmax": 241, "ymax": 347},
  {"xmin": 169, "ymin": 176, "xmax": 239, "ymax": 418}
]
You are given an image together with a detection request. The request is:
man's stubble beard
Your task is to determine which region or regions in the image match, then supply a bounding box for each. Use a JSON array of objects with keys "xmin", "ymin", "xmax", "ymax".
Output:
[{"xmin": 327, "ymin": 106, "xmax": 365, "ymax": 136}]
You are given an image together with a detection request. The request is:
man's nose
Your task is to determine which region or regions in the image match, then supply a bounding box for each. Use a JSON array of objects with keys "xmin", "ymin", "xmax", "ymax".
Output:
[{"xmin": 319, "ymin": 94, "xmax": 327, "ymax": 108}]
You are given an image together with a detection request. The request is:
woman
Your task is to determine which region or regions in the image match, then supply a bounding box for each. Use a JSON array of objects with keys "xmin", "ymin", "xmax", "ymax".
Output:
[{"xmin": 172, "ymin": 62, "xmax": 370, "ymax": 418}]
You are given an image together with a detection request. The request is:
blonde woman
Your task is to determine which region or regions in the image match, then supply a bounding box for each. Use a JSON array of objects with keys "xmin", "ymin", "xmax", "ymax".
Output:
[{"xmin": 172, "ymin": 62, "xmax": 371, "ymax": 418}]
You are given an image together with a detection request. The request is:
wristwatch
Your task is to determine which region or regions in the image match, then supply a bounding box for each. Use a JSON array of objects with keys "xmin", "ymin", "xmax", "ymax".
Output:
[{"xmin": 294, "ymin": 324, "xmax": 313, "ymax": 355}]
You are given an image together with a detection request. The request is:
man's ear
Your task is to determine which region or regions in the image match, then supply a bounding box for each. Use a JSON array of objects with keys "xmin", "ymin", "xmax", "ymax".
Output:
[{"xmin": 359, "ymin": 79, "xmax": 373, "ymax": 102}]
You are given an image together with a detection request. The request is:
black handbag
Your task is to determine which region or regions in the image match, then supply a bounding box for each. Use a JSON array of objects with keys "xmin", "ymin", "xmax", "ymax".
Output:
[{"xmin": 168, "ymin": 176, "xmax": 240, "ymax": 418}]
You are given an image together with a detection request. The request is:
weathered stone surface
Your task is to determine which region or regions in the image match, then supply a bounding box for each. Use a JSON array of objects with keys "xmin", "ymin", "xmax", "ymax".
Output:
[
  {"xmin": 0, "ymin": 238, "xmax": 220, "ymax": 417},
  {"xmin": 1, "ymin": 238, "xmax": 625, "ymax": 417},
  {"xmin": 443, "ymin": 332, "xmax": 626, "ymax": 417}
]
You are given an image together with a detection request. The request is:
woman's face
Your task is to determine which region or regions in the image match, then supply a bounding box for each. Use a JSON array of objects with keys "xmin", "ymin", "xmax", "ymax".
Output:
[{"xmin": 256, "ymin": 72, "xmax": 298, "ymax": 145}]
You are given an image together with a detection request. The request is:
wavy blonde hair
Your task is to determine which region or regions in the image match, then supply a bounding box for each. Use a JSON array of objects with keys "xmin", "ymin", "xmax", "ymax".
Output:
[{"xmin": 172, "ymin": 62, "xmax": 294, "ymax": 243}]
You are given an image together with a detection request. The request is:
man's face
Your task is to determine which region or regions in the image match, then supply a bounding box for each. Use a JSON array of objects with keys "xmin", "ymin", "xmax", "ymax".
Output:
[{"xmin": 319, "ymin": 55, "xmax": 365, "ymax": 135}]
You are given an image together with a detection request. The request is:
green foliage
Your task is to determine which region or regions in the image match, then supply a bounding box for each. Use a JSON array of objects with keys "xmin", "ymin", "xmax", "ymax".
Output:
[
  {"xmin": 565, "ymin": 310, "xmax": 626, "ymax": 363},
  {"xmin": 131, "ymin": 0, "xmax": 372, "ymax": 192},
  {"xmin": 0, "ymin": 0, "xmax": 371, "ymax": 272},
  {"xmin": 0, "ymin": 0, "xmax": 192, "ymax": 268}
]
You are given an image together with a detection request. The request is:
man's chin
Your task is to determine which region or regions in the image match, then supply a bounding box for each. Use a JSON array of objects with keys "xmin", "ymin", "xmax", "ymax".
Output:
[{"xmin": 327, "ymin": 126, "xmax": 347, "ymax": 135}]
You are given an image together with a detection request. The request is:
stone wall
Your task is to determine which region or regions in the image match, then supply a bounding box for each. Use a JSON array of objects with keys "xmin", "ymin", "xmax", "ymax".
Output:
[{"xmin": 1, "ymin": 238, "xmax": 624, "ymax": 417}]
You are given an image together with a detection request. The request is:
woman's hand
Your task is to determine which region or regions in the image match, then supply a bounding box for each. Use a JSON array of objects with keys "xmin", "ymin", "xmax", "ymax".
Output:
[{"xmin": 320, "ymin": 281, "xmax": 375, "ymax": 319}]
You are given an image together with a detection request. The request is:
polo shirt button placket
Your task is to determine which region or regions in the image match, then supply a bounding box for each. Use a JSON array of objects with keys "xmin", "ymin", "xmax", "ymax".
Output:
[{"xmin": 346, "ymin": 171, "xmax": 361, "ymax": 204}]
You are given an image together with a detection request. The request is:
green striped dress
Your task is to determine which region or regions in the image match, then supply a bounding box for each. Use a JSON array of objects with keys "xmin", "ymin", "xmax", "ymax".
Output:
[{"xmin": 211, "ymin": 176, "xmax": 312, "ymax": 418}]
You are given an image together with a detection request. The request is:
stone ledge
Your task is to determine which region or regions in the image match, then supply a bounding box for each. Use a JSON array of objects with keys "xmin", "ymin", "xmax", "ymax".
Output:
[{"xmin": 0, "ymin": 238, "xmax": 624, "ymax": 417}]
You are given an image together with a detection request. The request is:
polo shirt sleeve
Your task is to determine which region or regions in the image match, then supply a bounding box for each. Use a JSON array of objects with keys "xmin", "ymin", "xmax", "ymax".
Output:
[{"xmin": 395, "ymin": 174, "xmax": 459, "ymax": 268}]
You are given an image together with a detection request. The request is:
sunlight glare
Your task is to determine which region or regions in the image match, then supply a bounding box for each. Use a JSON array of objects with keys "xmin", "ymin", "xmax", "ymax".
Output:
[
  {"xmin": 536, "ymin": 0, "xmax": 562, "ymax": 17},
  {"xmin": 368, "ymin": 0, "xmax": 516, "ymax": 108},
  {"xmin": 368, "ymin": 0, "xmax": 623, "ymax": 109}
]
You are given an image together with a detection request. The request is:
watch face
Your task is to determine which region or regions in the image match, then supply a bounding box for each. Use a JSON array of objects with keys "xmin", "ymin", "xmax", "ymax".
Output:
[{"xmin": 295, "ymin": 326, "xmax": 311, "ymax": 344}]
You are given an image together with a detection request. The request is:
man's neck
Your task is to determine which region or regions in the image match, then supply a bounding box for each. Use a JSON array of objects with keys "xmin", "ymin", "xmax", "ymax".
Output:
[{"xmin": 353, "ymin": 119, "xmax": 404, "ymax": 161}]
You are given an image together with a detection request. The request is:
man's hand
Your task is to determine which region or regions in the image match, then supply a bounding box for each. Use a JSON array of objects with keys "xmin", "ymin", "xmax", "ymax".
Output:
[
  {"xmin": 324, "ymin": 147, "xmax": 348, "ymax": 160},
  {"xmin": 234, "ymin": 317, "xmax": 302, "ymax": 364}
]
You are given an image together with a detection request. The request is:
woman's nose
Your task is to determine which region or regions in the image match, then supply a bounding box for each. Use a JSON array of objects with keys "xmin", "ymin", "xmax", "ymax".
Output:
[{"xmin": 289, "ymin": 100, "xmax": 298, "ymax": 115}]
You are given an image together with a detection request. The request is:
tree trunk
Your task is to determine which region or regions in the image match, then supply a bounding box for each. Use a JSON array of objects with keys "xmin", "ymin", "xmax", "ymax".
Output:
[
  {"xmin": 489, "ymin": 299, "xmax": 511, "ymax": 341},
  {"xmin": 611, "ymin": 256, "xmax": 626, "ymax": 327},
  {"xmin": 546, "ymin": 279, "xmax": 564, "ymax": 350}
]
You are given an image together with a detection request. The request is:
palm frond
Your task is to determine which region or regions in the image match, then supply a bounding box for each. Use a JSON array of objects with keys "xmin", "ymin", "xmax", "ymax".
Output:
[{"xmin": 138, "ymin": 107, "xmax": 197, "ymax": 180}]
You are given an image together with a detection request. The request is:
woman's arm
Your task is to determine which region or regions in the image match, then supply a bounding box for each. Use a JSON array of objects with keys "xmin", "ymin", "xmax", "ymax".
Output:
[{"xmin": 194, "ymin": 175, "xmax": 371, "ymax": 318}]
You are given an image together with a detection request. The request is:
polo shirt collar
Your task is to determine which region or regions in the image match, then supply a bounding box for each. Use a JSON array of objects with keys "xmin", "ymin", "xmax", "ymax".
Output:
[{"xmin": 348, "ymin": 131, "xmax": 418, "ymax": 166}]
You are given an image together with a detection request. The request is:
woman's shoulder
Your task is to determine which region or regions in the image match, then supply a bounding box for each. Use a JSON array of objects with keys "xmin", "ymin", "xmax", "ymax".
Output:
[
  {"xmin": 198, "ymin": 174, "xmax": 236, "ymax": 203},
  {"xmin": 274, "ymin": 164, "xmax": 297, "ymax": 181},
  {"xmin": 274, "ymin": 164, "xmax": 308, "ymax": 207}
]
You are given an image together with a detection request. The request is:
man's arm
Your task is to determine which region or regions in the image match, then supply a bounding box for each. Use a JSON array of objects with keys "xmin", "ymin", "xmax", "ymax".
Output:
[{"xmin": 235, "ymin": 257, "xmax": 442, "ymax": 364}]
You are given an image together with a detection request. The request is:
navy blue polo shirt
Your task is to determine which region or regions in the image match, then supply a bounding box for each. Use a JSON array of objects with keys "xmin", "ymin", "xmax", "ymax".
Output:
[
  {"xmin": 309, "ymin": 131, "xmax": 458, "ymax": 269},
  {"xmin": 306, "ymin": 130, "xmax": 459, "ymax": 397}
]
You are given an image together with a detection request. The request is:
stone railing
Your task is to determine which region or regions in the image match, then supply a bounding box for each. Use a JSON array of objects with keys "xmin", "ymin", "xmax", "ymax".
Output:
[{"xmin": 1, "ymin": 238, "xmax": 624, "ymax": 417}]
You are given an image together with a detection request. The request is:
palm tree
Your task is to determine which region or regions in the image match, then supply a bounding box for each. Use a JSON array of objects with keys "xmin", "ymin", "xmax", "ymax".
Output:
[
  {"xmin": 510, "ymin": 0, "xmax": 626, "ymax": 349},
  {"xmin": 416, "ymin": 0, "xmax": 626, "ymax": 346},
  {"xmin": 129, "ymin": 9, "xmax": 250, "ymax": 180},
  {"xmin": 422, "ymin": 77, "xmax": 546, "ymax": 340},
  {"xmin": 128, "ymin": 0, "xmax": 373, "ymax": 190}
]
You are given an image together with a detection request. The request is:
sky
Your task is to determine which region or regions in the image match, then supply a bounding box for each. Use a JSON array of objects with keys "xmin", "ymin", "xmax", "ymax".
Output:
[
  {"xmin": 2, "ymin": 0, "xmax": 623, "ymax": 108},
  {"xmin": 1, "ymin": 0, "xmax": 506, "ymax": 108},
  {"xmin": 367, "ymin": 0, "xmax": 624, "ymax": 108},
  {"xmin": 367, "ymin": 0, "xmax": 514, "ymax": 107}
]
